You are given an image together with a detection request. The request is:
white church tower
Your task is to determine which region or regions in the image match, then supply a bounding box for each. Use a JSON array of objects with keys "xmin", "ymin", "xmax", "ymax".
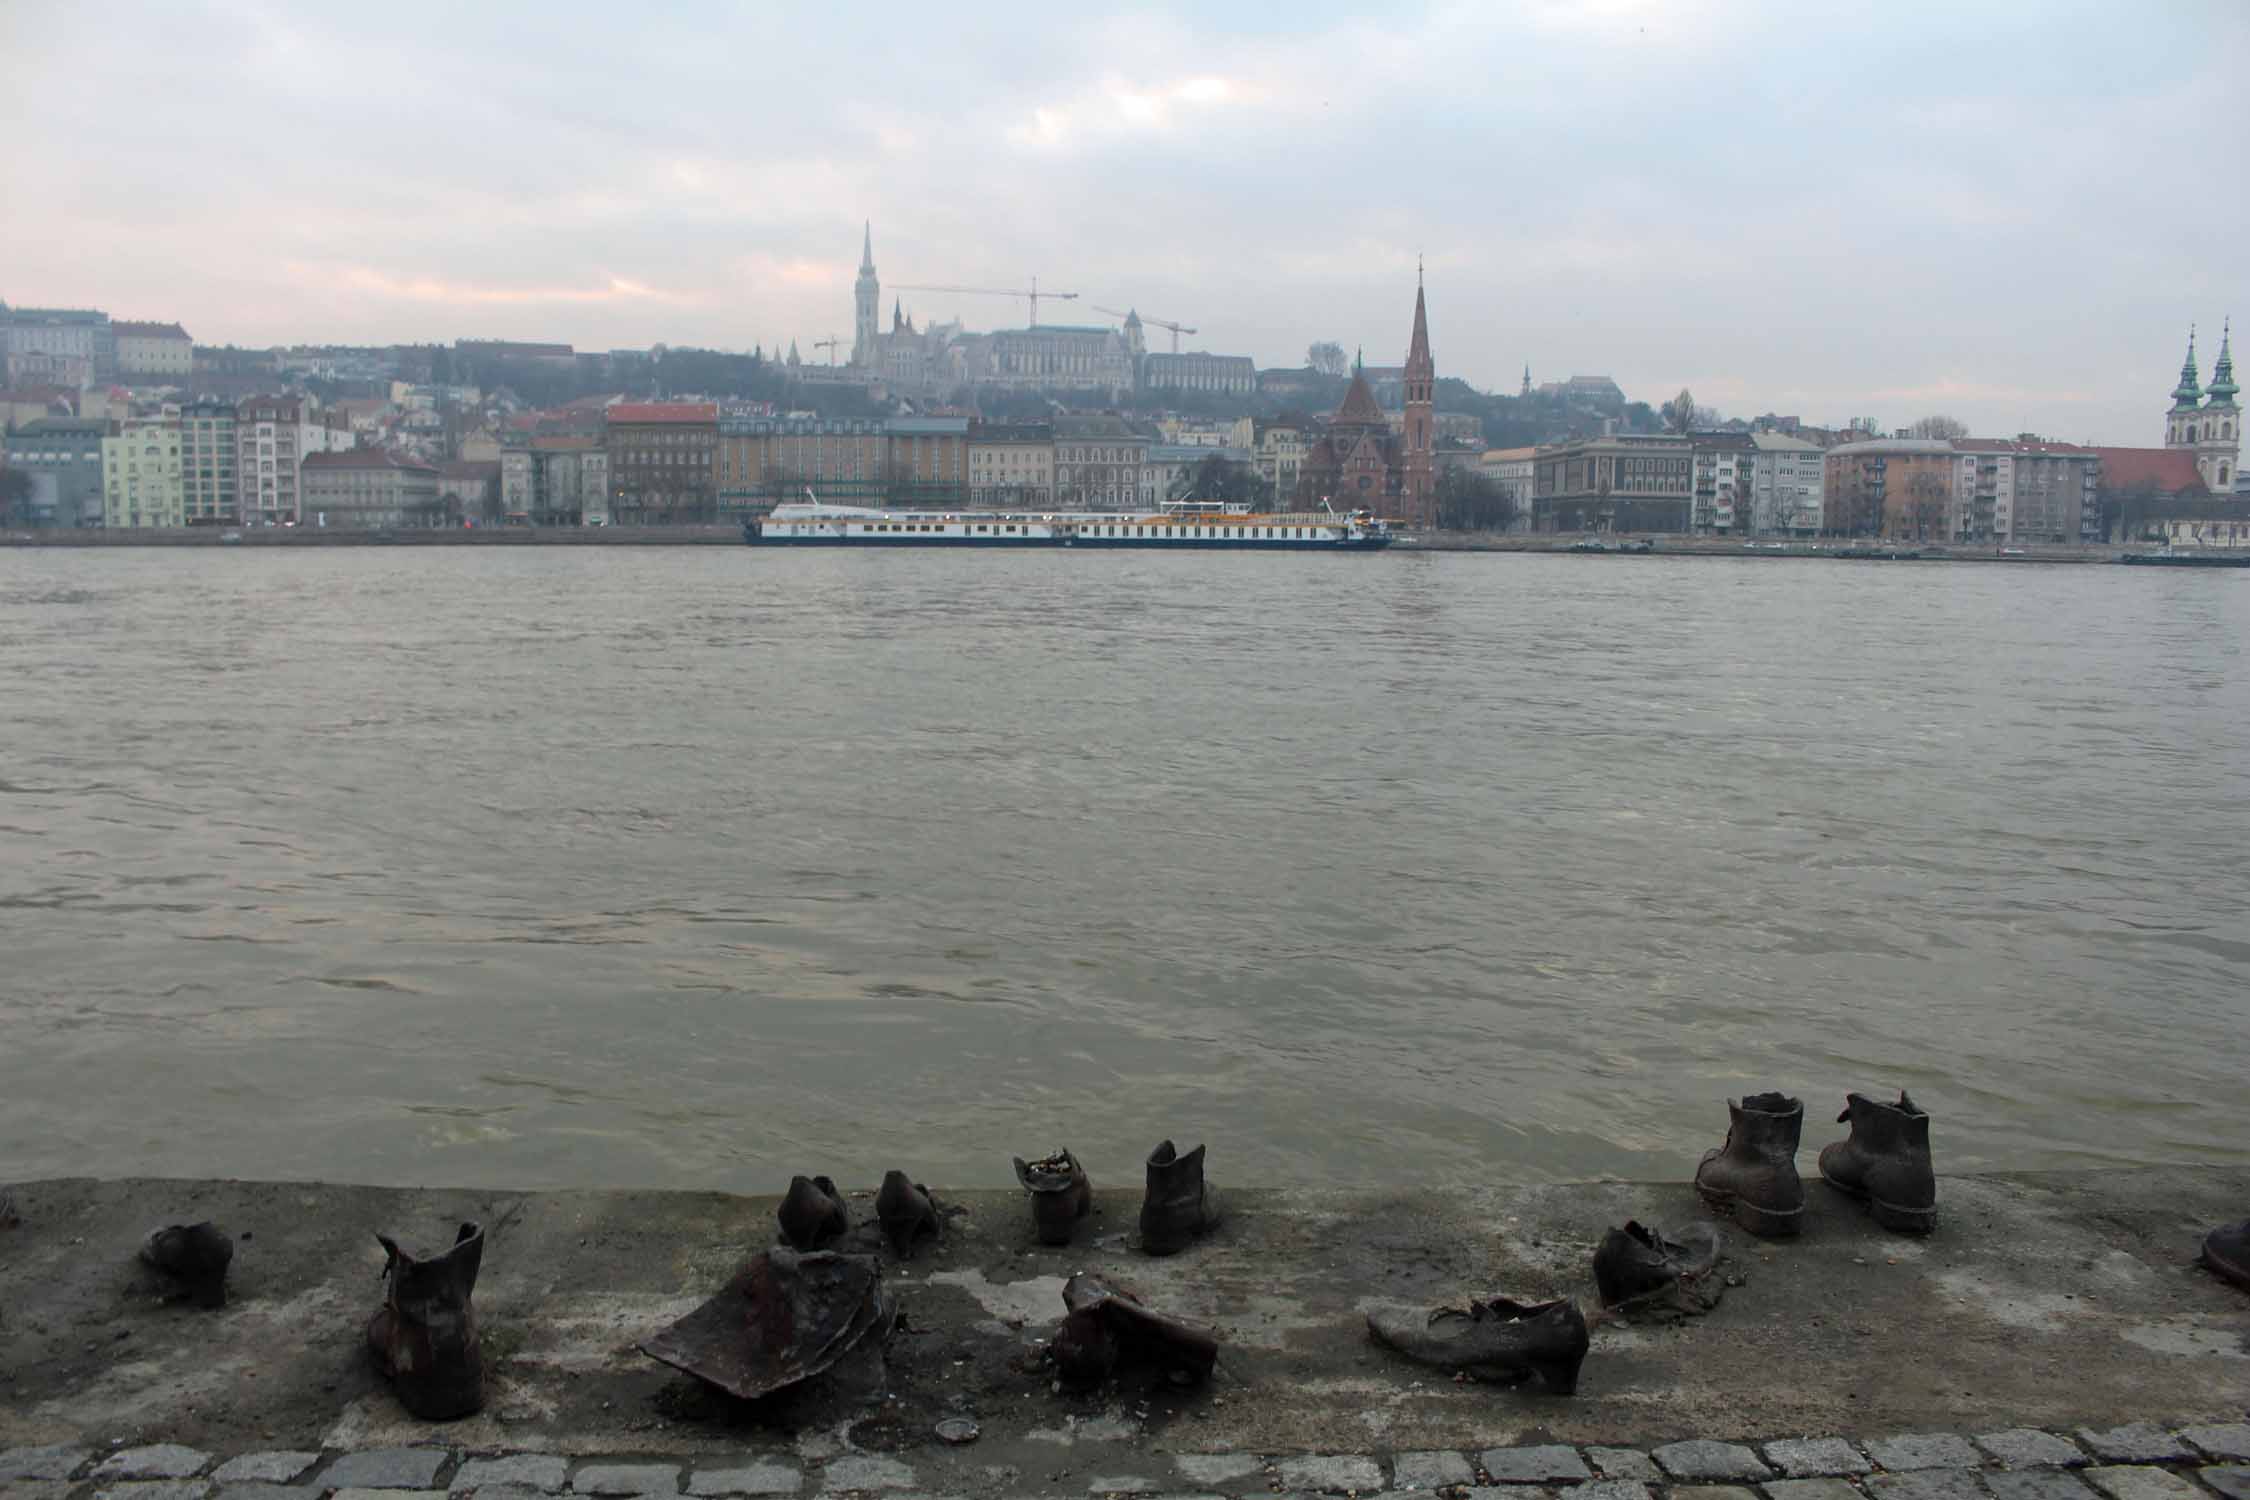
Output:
[{"xmin": 851, "ymin": 222, "xmax": 880, "ymax": 368}]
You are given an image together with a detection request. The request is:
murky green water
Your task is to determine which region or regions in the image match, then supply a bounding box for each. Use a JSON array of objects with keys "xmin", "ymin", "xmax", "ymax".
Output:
[{"xmin": 2, "ymin": 547, "xmax": 2245, "ymax": 1191}]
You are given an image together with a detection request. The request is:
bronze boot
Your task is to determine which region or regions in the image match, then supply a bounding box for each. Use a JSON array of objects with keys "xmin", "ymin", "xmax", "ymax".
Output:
[
  {"xmin": 367, "ymin": 1221, "xmax": 486, "ymax": 1420},
  {"xmin": 1013, "ymin": 1149, "xmax": 1093, "ymax": 1247},
  {"xmin": 1138, "ymin": 1139, "xmax": 1219, "ymax": 1256},
  {"xmin": 875, "ymin": 1171, "xmax": 939, "ymax": 1257},
  {"xmin": 1818, "ymin": 1091, "xmax": 1937, "ymax": 1233},
  {"xmin": 1693, "ymin": 1092, "xmax": 1805, "ymax": 1237},
  {"xmin": 777, "ymin": 1174, "xmax": 849, "ymax": 1251},
  {"xmin": 140, "ymin": 1221, "xmax": 234, "ymax": 1309}
]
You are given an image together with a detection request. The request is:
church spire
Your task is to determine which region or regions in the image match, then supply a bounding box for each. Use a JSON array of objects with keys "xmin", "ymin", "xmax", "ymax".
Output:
[
  {"xmin": 2208, "ymin": 318, "xmax": 2238, "ymax": 405},
  {"xmin": 860, "ymin": 221, "xmax": 874, "ymax": 273},
  {"xmin": 2172, "ymin": 326, "xmax": 2203, "ymax": 409},
  {"xmin": 1405, "ymin": 278, "xmax": 1433, "ymax": 378}
]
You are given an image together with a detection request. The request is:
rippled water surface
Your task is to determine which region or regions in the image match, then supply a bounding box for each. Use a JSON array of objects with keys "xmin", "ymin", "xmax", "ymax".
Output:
[{"xmin": 2, "ymin": 547, "xmax": 2246, "ymax": 1192}]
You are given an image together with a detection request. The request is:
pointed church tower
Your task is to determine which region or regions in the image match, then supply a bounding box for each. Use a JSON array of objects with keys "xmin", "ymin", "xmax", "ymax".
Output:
[
  {"xmin": 1401, "ymin": 265, "xmax": 1437, "ymax": 530},
  {"xmin": 1521, "ymin": 364, "xmax": 1531, "ymax": 398},
  {"xmin": 2198, "ymin": 319, "xmax": 2239, "ymax": 492},
  {"xmin": 852, "ymin": 221, "xmax": 880, "ymax": 367},
  {"xmin": 2166, "ymin": 326, "xmax": 2202, "ymax": 448}
]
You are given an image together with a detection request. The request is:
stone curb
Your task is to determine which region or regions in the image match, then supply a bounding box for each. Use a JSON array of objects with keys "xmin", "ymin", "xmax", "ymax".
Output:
[{"xmin": 10, "ymin": 1421, "xmax": 2250, "ymax": 1500}]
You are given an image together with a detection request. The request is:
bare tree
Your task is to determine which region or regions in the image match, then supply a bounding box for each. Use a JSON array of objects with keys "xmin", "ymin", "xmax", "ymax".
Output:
[
  {"xmin": 1436, "ymin": 467, "xmax": 1518, "ymax": 532},
  {"xmin": 1732, "ymin": 475, "xmax": 1757, "ymax": 536},
  {"xmin": 1306, "ymin": 342, "xmax": 1348, "ymax": 378},
  {"xmin": 1841, "ymin": 464, "xmax": 1886, "ymax": 536},
  {"xmin": 1908, "ymin": 414, "xmax": 1969, "ymax": 440},
  {"xmin": 1665, "ymin": 388, "xmax": 1697, "ymax": 435},
  {"xmin": 1905, "ymin": 469, "xmax": 1950, "ymax": 540}
]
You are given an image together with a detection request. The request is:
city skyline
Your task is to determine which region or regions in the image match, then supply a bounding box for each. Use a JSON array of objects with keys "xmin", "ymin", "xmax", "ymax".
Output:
[{"xmin": 4, "ymin": 0, "xmax": 2245, "ymax": 444}]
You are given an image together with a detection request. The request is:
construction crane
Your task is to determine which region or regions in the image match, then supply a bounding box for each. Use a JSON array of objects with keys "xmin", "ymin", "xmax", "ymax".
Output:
[
  {"xmin": 891, "ymin": 278, "xmax": 1079, "ymax": 327},
  {"xmin": 811, "ymin": 335, "xmax": 843, "ymax": 366},
  {"xmin": 1093, "ymin": 306, "xmax": 1196, "ymax": 354}
]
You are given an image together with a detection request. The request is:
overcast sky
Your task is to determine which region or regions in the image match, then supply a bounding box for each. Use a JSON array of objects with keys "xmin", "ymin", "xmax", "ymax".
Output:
[{"xmin": 4, "ymin": 1, "xmax": 2244, "ymax": 441}]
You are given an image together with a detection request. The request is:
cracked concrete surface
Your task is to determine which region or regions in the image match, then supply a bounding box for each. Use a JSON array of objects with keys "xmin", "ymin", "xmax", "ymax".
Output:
[{"xmin": 0, "ymin": 1169, "xmax": 2244, "ymax": 1463}]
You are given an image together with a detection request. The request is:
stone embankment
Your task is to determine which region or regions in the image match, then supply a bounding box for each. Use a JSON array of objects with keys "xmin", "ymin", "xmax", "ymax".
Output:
[
  {"xmin": 1, "ymin": 1169, "xmax": 2244, "ymax": 1498},
  {"xmin": 0, "ymin": 526, "xmax": 746, "ymax": 548}
]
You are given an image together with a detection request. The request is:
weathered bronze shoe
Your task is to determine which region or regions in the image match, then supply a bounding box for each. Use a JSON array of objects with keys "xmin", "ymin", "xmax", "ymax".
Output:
[
  {"xmin": 1049, "ymin": 1270, "xmax": 1219, "ymax": 1389},
  {"xmin": 367, "ymin": 1222, "xmax": 485, "ymax": 1420},
  {"xmin": 1138, "ymin": 1139, "xmax": 1219, "ymax": 1256},
  {"xmin": 2201, "ymin": 1218, "xmax": 2250, "ymax": 1293},
  {"xmin": 875, "ymin": 1170, "xmax": 939, "ymax": 1257},
  {"xmin": 140, "ymin": 1221, "xmax": 234, "ymax": 1308},
  {"xmin": 1592, "ymin": 1220, "xmax": 1723, "ymax": 1310},
  {"xmin": 1694, "ymin": 1092, "xmax": 1805, "ymax": 1237},
  {"xmin": 641, "ymin": 1246, "xmax": 895, "ymax": 1400},
  {"xmin": 777, "ymin": 1174, "xmax": 849, "ymax": 1251},
  {"xmin": 1818, "ymin": 1091, "xmax": 1937, "ymax": 1233},
  {"xmin": 1365, "ymin": 1294, "xmax": 1588, "ymax": 1394},
  {"xmin": 1013, "ymin": 1149, "xmax": 1093, "ymax": 1246}
]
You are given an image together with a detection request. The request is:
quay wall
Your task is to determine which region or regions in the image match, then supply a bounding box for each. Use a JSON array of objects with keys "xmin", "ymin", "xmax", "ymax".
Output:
[{"xmin": 2, "ymin": 1167, "xmax": 2244, "ymax": 1459}]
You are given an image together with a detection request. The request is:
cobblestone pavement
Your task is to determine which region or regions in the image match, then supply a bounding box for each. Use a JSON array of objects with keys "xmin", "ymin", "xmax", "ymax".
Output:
[{"xmin": 6, "ymin": 1420, "xmax": 2247, "ymax": 1500}]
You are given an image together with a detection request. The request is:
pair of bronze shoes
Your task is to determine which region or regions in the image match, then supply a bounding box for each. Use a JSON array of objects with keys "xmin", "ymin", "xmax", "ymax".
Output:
[
  {"xmin": 776, "ymin": 1171, "xmax": 941, "ymax": 1257},
  {"xmin": 1010, "ymin": 1139, "xmax": 1222, "ymax": 1253}
]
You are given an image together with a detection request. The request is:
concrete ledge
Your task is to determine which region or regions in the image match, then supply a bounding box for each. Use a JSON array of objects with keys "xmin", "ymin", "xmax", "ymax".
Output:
[{"xmin": 0, "ymin": 1168, "xmax": 2245, "ymax": 1465}]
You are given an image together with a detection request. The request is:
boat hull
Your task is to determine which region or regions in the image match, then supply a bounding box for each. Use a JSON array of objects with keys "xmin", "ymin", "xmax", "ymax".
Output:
[
  {"xmin": 2119, "ymin": 553, "xmax": 2250, "ymax": 567},
  {"xmin": 746, "ymin": 532, "xmax": 1058, "ymax": 546},
  {"xmin": 1064, "ymin": 535, "xmax": 1393, "ymax": 550}
]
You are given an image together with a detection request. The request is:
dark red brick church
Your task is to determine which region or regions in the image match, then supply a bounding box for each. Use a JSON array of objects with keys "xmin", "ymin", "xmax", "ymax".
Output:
[{"xmin": 1298, "ymin": 275, "xmax": 1437, "ymax": 529}]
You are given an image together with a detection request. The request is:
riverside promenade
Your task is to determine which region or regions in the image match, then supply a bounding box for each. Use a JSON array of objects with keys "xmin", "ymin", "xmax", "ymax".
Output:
[{"xmin": 2, "ymin": 1169, "xmax": 2245, "ymax": 1498}]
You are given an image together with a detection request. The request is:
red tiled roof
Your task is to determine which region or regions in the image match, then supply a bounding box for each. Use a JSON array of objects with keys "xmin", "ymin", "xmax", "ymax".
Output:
[
  {"xmin": 112, "ymin": 320, "xmax": 191, "ymax": 341},
  {"xmin": 2091, "ymin": 447, "xmax": 2209, "ymax": 496},
  {"xmin": 605, "ymin": 402, "xmax": 717, "ymax": 425}
]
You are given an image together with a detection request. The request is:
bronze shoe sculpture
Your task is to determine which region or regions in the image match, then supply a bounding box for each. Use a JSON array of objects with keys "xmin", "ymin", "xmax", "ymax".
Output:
[
  {"xmin": 1693, "ymin": 1091, "xmax": 1806, "ymax": 1237},
  {"xmin": 2201, "ymin": 1218, "xmax": 2250, "ymax": 1293},
  {"xmin": 642, "ymin": 1245, "xmax": 894, "ymax": 1401},
  {"xmin": 367, "ymin": 1221, "xmax": 485, "ymax": 1420},
  {"xmin": 140, "ymin": 1221, "xmax": 234, "ymax": 1309},
  {"xmin": 1048, "ymin": 1270, "xmax": 1219, "ymax": 1389},
  {"xmin": 777, "ymin": 1174, "xmax": 849, "ymax": 1251},
  {"xmin": 1818, "ymin": 1091, "xmax": 1937, "ymax": 1233},
  {"xmin": 875, "ymin": 1170, "xmax": 939, "ymax": 1257},
  {"xmin": 1592, "ymin": 1220, "xmax": 1724, "ymax": 1312},
  {"xmin": 1139, "ymin": 1139, "xmax": 1219, "ymax": 1256},
  {"xmin": 1365, "ymin": 1294, "xmax": 1588, "ymax": 1394},
  {"xmin": 1013, "ymin": 1149, "xmax": 1092, "ymax": 1246}
]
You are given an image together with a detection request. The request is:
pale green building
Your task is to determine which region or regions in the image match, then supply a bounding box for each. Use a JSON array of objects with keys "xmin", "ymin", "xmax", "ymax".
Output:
[{"xmin": 102, "ymin": 423, "xmax": 185, "ymax": 528}]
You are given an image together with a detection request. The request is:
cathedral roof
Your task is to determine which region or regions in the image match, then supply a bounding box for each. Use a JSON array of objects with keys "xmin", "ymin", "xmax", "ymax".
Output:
[
  {"xmin": 2092, "ymin": 446, "xmax": 2208, "ymax": 496},
  {"xmin": 1333, "ymin": 370, "xmax": 1385, "ymax": 425},
  {"xmin": 2207, "ymin": 319, "xmax": 2237, "ymax": 405},
  {"xmin": 2172, "ymin": 328, "xmax": 2202, "ymax": 409}
]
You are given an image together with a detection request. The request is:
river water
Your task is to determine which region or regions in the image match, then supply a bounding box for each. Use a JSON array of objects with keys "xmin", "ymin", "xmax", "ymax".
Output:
[{"xmin": 2, "ymin": 547, "xmax": 2245, "ymax": 1194}]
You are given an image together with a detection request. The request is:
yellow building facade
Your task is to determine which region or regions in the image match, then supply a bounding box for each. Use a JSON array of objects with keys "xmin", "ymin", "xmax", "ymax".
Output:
[{"xmin": 102, "ymin": 423, "xmax": 185, "ymax": 528}]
